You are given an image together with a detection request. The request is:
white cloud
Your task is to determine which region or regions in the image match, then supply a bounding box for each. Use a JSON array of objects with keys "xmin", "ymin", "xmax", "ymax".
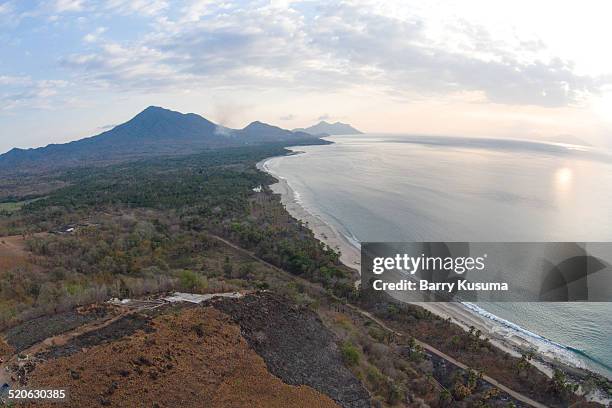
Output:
[
  {"xmin": 2, "ymin": 0, "xmax": 610, "ymax": 121},
  {"xmin": 180, "ymin": 0, "xmax": 216, "ymax": 23},
  {"xmin": 104, "ymin": 0, "xmax": 169, "ymax": 16},
  {"xmin": 83, "ymin": 26, "xmax": 106, "ymax": 43},
  {"xmin": 0, "ymin": 1, "xmax": 22, "ymax": 27},
  {"xmin": 56, "ymin": 1, "xmax": 602, "ymax": 108},
  {"xmin": 0, "ymin": 75, "xmax": 31, "ymax": 86},
  {"xmin": 0, "ymin": 2, "xmax": 12, "ymax": 14},
  {"xmin": 0, "ymin": 77, "xmax": 70, "ymax": 111},
  {"xmin": 54, "ymin": 0, "xmax": 85, "ymax": 12}
]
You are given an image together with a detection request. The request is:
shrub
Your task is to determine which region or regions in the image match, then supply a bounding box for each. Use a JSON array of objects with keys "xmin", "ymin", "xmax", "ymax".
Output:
[
  {"xmin": 452, "ymin": 381, "xmax": 472, "ymax": 400},
  {"xmin": 368, "ymin": 326, "xmax": 386, "ymax": 342},
  {"xmin": 179, "ymin": 270, "xmax": 206, "ymax": 291},
  {"xmin": 341, "ymin": 341, "xmax": 360, "ymax": 366},
  {"xmin": 366, "ymin": 365, "xmax": 385, "ymax": 388}
]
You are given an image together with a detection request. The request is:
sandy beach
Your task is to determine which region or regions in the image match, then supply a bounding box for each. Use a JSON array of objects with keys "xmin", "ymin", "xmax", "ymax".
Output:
[
  {"xmin": 258, "ymin": 154, "xmax": 611, "ymax": 403},
  {"xmin": 257, "ymin": 157, "xmax": 361, "ymax": 273}
]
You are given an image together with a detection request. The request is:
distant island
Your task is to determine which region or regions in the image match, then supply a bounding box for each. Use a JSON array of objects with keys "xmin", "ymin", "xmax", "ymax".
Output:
[{"xmin": 293, "ymin": 121, "xmax": 362, "ymax": 136}]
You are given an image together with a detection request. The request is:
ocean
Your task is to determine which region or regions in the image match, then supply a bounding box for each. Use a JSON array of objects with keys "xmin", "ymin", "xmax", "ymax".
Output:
[{"xmin": 262, "ymin": 134, "xmax": 612, "ymax": 378}]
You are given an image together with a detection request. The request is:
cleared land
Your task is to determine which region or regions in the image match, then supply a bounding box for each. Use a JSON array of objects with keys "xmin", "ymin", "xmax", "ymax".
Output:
[
  {"xmin": 6, "ymin": 294, "xmax": 368, "ymax": 408},
  {"xmin": 0, "ymin": 235, "xmax": 30, "ymax": 270}
]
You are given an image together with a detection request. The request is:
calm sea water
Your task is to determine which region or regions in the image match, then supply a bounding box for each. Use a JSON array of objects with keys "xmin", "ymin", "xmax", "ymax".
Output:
[{"xmin": 265, "ymin": 134, "xmax": 612, "ymax": 378}]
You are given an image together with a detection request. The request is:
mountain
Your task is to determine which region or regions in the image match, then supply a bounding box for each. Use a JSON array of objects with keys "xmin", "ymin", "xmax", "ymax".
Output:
[
  {"xmin": 233, "ymin": 121, "xmax": 313, "ymax": 144},
  {"xmin": 0, "ymin": 106, "xmax": 320, "ymax": 174},
  {"xmin": 293, "ymin": 121, "xmax": 362, "ymax": 136}
]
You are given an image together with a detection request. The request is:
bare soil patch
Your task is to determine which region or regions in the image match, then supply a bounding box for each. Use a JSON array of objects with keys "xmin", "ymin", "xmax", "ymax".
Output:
[
  {"xmin": 24, "ymin": 306, "xmax": 339, "ymax": 408},
  {"xmin": 0, "ymin": 235, "xmax": 30, "ymax": 270}
]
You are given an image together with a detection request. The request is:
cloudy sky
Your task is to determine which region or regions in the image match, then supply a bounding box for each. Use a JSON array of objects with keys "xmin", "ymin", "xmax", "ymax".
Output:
[{"xmin": 1, "ymin": 0, "xmax": 611, "ymax": 153}]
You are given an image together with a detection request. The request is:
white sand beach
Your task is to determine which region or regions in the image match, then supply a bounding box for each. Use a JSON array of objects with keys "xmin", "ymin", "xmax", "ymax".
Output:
[{"xmin": 257, "ymin": 157, "xmax": 361, "ymax": 273}]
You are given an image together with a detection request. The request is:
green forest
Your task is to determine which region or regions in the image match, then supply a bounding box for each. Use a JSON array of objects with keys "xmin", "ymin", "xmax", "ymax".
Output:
[{"xmin": 0, "ymin": 144, "xmax": 356, "ymax": 329}]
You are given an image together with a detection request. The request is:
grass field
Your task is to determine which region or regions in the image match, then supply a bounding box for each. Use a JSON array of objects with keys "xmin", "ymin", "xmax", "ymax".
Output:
[{"xmin": 0, "ymin": 197, "xmax": 44, "ymax": 214}]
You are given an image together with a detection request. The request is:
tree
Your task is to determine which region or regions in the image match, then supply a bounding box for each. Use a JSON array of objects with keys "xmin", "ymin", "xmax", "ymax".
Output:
[{"xmin": 548, "ymin": 369, "xmax": 578, "ymax": 398}]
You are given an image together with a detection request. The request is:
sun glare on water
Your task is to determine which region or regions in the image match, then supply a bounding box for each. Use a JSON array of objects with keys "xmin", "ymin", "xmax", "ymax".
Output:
[{"xmin": 555, "ymin": 167, "xmax": 574, "ymax": 190}]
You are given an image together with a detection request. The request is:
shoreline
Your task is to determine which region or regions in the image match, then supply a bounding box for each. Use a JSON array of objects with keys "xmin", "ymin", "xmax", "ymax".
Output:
[
  {"xmin": 257, "ymin": 152, "xmax": 612, "ymax": 403},
  {"xmin": 257, "ymin": 156, "xmax": 361, "ymax": 274}
]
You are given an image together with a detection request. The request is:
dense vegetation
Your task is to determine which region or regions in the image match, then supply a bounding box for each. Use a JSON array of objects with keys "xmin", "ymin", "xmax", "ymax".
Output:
[{"xmin": 0, "ymin": 144, "xmax": 355, "ymax": 329}]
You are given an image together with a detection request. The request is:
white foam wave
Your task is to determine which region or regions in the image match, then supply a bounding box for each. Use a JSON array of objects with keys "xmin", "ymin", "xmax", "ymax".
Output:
[{"xmin": 461, "ymin": 302, "xmax": 584, "ymax": 368}]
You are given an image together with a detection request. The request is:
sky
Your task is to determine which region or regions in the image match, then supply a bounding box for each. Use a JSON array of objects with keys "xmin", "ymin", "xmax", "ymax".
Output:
[{"xmin": 1, "ymin": 0, "xmax": 612, "ymax": 154}]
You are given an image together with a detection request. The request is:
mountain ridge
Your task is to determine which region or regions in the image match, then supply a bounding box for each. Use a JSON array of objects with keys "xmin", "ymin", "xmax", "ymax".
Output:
[
  {"xmin": 0, "ymin": 106, "xmax": 321, "ymax": 174},
  {"xmin": 293, "ymin": 120, "xmax": 362, "ymax": 136}
]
